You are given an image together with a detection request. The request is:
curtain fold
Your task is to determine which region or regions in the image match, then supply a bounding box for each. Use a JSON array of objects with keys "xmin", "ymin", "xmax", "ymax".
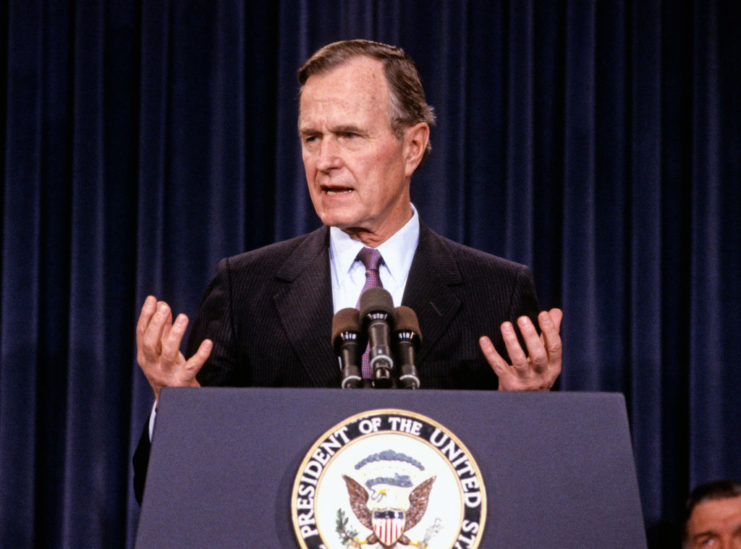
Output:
[{"xmin": 2, "ymin": 1, "xmax": 739, "ymax": 547}]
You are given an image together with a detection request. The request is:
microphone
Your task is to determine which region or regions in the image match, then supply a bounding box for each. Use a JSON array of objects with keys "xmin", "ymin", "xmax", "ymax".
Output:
[
  {"xmin": 393, "ymin": 306, "xmax": 422, "ymax": 389},
  {"xmin": 332, "ymin": 308, "xmax": 365, "ymax": 389},
  {"xmin": 358, "ymin": 287, "xmax": 396, "ymax": 388}
]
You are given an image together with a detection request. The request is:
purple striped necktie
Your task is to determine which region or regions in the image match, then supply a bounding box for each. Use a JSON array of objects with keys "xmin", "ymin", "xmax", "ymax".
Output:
[{"xmin": 356, "ymin": 247, "xmax": 383, "ymax": 378}]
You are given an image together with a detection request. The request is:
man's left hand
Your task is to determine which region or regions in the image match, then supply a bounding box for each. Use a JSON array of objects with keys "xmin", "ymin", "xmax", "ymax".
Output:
[{"xmin": 479, "ymin": 308, "xmax": 563, "ymax": 391}]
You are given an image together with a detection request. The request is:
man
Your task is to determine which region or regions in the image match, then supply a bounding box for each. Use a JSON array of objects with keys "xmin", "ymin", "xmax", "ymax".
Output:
[
  {"xmin": 684, "ymin": 480, "xmax": 741, "ymax": 548},
  {"xmin": 134, "ymin": 40, "xmax": 562, "ymax": 502}
]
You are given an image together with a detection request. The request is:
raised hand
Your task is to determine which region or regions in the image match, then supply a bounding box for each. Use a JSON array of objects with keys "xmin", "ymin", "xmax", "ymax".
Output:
[
  {"xmin": 135, "ymin": 295, "xmax": 213, "ymax": 401},
  {"xmin": 479, "ymin": 308, "xmax": 563, "ymax": 391}
]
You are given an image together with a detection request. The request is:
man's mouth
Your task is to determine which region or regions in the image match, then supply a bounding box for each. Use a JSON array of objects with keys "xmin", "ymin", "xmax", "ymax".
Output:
[{"xmin": 322, "ymin": 185, "xmax": 354, "ymax": 195}]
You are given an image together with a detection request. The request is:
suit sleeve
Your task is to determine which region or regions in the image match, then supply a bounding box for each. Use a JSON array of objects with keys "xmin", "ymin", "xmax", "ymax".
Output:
[
  {"xmin": 509, "ymin": 265, "xmax": 540, "ymax": 325},
  {"xmin": 132, "ymin": 422, "xmax": 151, "ymax": 504},
  {"xmin": 498, "ymin": 265, "xmax": 541, "ymax": 359},
  {"xmin": 188, "ymin": 257, "xmax": 243, "ymax": 387}
]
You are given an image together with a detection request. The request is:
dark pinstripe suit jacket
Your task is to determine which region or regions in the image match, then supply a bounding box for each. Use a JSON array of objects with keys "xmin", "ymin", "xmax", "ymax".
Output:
[
  {"xmin": 133, "ymin": 221, "xmax": 539, "ymax": 501},
  {"xmin": 188, "ymin": 221, "xmax": 539, "ymax": 389}
]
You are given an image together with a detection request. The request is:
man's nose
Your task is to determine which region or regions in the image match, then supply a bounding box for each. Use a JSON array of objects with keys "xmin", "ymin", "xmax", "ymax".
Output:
[{"xmin": 316, "ymin": 137, "xmax": 342, "ymax": 171}]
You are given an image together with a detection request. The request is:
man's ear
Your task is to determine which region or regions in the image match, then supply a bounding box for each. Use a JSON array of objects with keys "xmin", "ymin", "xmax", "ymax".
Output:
[{"xmin": 403, "ymin": 122, "xmax": 430, "ymax": 177}]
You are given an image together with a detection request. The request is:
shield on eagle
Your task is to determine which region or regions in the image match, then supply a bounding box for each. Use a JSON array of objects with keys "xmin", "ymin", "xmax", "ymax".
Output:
[{"xmin": 372, "ymin": 509, "xmax": 405, "ymax": 547}]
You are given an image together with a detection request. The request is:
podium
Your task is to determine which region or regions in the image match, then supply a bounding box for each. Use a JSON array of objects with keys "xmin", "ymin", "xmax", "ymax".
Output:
[{"xmin": 135, "ymin": 388, "xmax": 646, "ymax": 548}]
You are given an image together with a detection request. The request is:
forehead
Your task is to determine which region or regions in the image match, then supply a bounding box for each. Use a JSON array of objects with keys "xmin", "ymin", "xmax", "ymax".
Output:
[
  {"xmin": 298, "ymin": 56, "xmax": 391, "ymax": 126},
  {"xmin": 688, "ymin": 496, "xmax": 741, "ymax": 530}
]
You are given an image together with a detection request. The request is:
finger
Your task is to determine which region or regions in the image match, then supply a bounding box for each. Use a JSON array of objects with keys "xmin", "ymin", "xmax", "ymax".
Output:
[
  {"xmin": 140, "ymin": 302, "xmax": 172, "ymax": 362},
  {"xmin": 549, "ymin": 308, "xmax": 563, "ymax": 332},
  {"xmin": 136, "ymin": 296, "xmax": 158, "ymax": 344},
  {"xmin": 516, "ymin": 316, "xmax": 548, "ymax": 372},
  {"xmin": 500, "ymin": 319, "xmax": 529, "ymax": 369},
  {"xmin": 537, "ymin": 308, "xmax": 562, "ymax": 340},
  {"xmin": 184, "ymin": 339, "xmax": 213, "ymax": 380},
  {"xmin": 538, "ymin": 309, "xmax": 563, "ymax": 363},
  {"xmin": 478, "ymin": 335, "xmax": 510, "ymax": 376},
  {"xmin": 160, "ymin": 300, "xmax": 174, "ymax": 342},
  {"xmin": 161, "ymin": 313, "xmax": 189, "ymax": 366}
]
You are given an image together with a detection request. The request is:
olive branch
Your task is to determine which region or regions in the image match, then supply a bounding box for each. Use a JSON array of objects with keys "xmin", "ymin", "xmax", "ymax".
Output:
[{"xmin": 335, "ymin": 508, "xmax": 362, "ymax": 548}]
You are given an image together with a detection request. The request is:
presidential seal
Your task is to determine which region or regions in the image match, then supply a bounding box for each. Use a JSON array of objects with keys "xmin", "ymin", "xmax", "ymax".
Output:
[{"xmin": 291, "ymin": 409, "xmax": 486, "ymax": 549}]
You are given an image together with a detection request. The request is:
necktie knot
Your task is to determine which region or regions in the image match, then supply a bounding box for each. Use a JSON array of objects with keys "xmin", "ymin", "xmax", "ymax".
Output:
[
  {"xmin": 356, "ymin": 247, "xmax": 383, "ymax": 273},
  {"xmin": 357, "ymin": 247, "xmax": 383, "ymax": 292}
]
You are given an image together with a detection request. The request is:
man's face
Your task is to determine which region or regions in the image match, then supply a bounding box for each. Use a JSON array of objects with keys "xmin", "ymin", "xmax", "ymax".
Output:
[
  {"xmin": 298, "ymin": 55, "xmax": 427, "ymax": 246},
  {"xmin": 686, "ymin": 496, "xmax": 741, "ymax": 548}
]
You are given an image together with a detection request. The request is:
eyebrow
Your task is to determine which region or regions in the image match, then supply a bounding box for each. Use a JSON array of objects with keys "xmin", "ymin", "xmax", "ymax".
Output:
[
  {"xmin": 330, "ymin": 124, "xmax": 365, "ymax": 135},
  {"xmin": 692, "ymin": 530, "xmax": 718, "ymax": 541},
  {"xmin": 298, "ymin": 124, "xmax": 367, "ymax": 137}
]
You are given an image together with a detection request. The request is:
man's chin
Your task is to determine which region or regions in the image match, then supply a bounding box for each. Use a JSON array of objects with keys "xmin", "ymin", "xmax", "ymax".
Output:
[
  {"xmin": 318, "ymin": 210, "xmax": 364, "ymax": 230},
  {"xmin": 327, "ymin": 221, "xmax": 364, "ymax": 233}
]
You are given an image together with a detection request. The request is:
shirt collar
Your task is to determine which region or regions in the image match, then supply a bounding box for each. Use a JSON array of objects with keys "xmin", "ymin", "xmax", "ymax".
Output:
[{"xmin": 329, "ymin": 205, "xmax": 420, "ymax": 283}]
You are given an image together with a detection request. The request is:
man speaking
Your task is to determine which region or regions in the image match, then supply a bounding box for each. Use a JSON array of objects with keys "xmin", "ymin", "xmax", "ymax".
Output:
[{"xmin": 133, "ymin": 39, "xmax": 563, "ymax": 502}]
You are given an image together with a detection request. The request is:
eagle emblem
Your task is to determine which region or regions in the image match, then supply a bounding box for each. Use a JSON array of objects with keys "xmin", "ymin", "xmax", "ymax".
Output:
[{"xmin": 342, "ymin": 474, "xmax": 436, "ymax": 548}]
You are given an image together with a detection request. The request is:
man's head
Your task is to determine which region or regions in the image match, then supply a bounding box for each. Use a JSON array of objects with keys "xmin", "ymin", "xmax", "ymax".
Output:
[
  {"xmin": 683, "ymin": 480, "xmax": 741, "ymax": 548},
  {"xmin": 298, "ymin": 40, "xmax": 435, "ymax": 161},
  {"xmin": 297, "ymin": 40, "xmax": 434, "ymax": 246}
]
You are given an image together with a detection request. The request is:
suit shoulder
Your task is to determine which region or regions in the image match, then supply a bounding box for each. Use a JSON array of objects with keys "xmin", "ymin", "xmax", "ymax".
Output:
[
  {"xmin": 424, "ymin": 227, "xmax": 532, "ymax": 278},
  {"xmin": 217, "ymin": 226, "xmax": 328, "ymax": 273}
]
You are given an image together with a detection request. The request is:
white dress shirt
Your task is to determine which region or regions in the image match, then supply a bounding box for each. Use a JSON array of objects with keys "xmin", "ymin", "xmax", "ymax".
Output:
[{"xmin": 329, "ymin": 205, "xmax": 420, "ymax": 312}]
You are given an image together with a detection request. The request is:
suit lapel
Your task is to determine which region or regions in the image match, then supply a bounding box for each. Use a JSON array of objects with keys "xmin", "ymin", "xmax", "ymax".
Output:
[
  {"xmin": 402, "ymin": 223, "xmax": 462, "ymax": 363},
  {"xmin": 272, "ymin": 227, "xmax": 339, "ymax": 387},
  {"xmin": 270, "ymin": 223, "xmax": 463, "ymax": 384}
]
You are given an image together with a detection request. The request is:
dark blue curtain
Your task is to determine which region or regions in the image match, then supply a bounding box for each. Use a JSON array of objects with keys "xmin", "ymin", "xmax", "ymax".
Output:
[{"xmin": 2, "ymin": 1, "xmax": 740, "ymax": 547}]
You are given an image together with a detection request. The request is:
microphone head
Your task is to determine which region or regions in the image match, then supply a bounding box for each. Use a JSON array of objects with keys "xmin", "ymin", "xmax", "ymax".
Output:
[
  {"xmin": 331, "ymin": 308, "xmax": 361, "ymax": 347},
  {"xmin": 394, "ymin": 306, "xmax": 422, "ymax": 344},
  {"xmin": 359, "ymin": 287, "xmax": 395, "ymax": 320}
]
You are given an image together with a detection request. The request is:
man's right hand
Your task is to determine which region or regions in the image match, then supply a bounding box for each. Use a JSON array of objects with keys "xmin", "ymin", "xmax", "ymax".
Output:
[{"xmin": 136, "ymin": 295, "xmax": 213, "ymax": 402}]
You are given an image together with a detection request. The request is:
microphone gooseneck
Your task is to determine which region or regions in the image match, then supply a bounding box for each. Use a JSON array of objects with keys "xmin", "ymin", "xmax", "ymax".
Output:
[
  {"xmin": 393, "ymin": 306, "xmax": 422, "ymax": 389},
  {"xmin": 359, "ymin": 287, "xmax": 396, "ymax": 388},
  {"xmin": 332, "ymin": 308, "xmax": 365, "ymax": 389}
]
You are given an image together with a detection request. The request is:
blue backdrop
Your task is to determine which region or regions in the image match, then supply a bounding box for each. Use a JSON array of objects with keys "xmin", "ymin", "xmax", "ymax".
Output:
[{"xmin": 2, "ymin": 1, "xmax": 740, "ymax": 547}]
